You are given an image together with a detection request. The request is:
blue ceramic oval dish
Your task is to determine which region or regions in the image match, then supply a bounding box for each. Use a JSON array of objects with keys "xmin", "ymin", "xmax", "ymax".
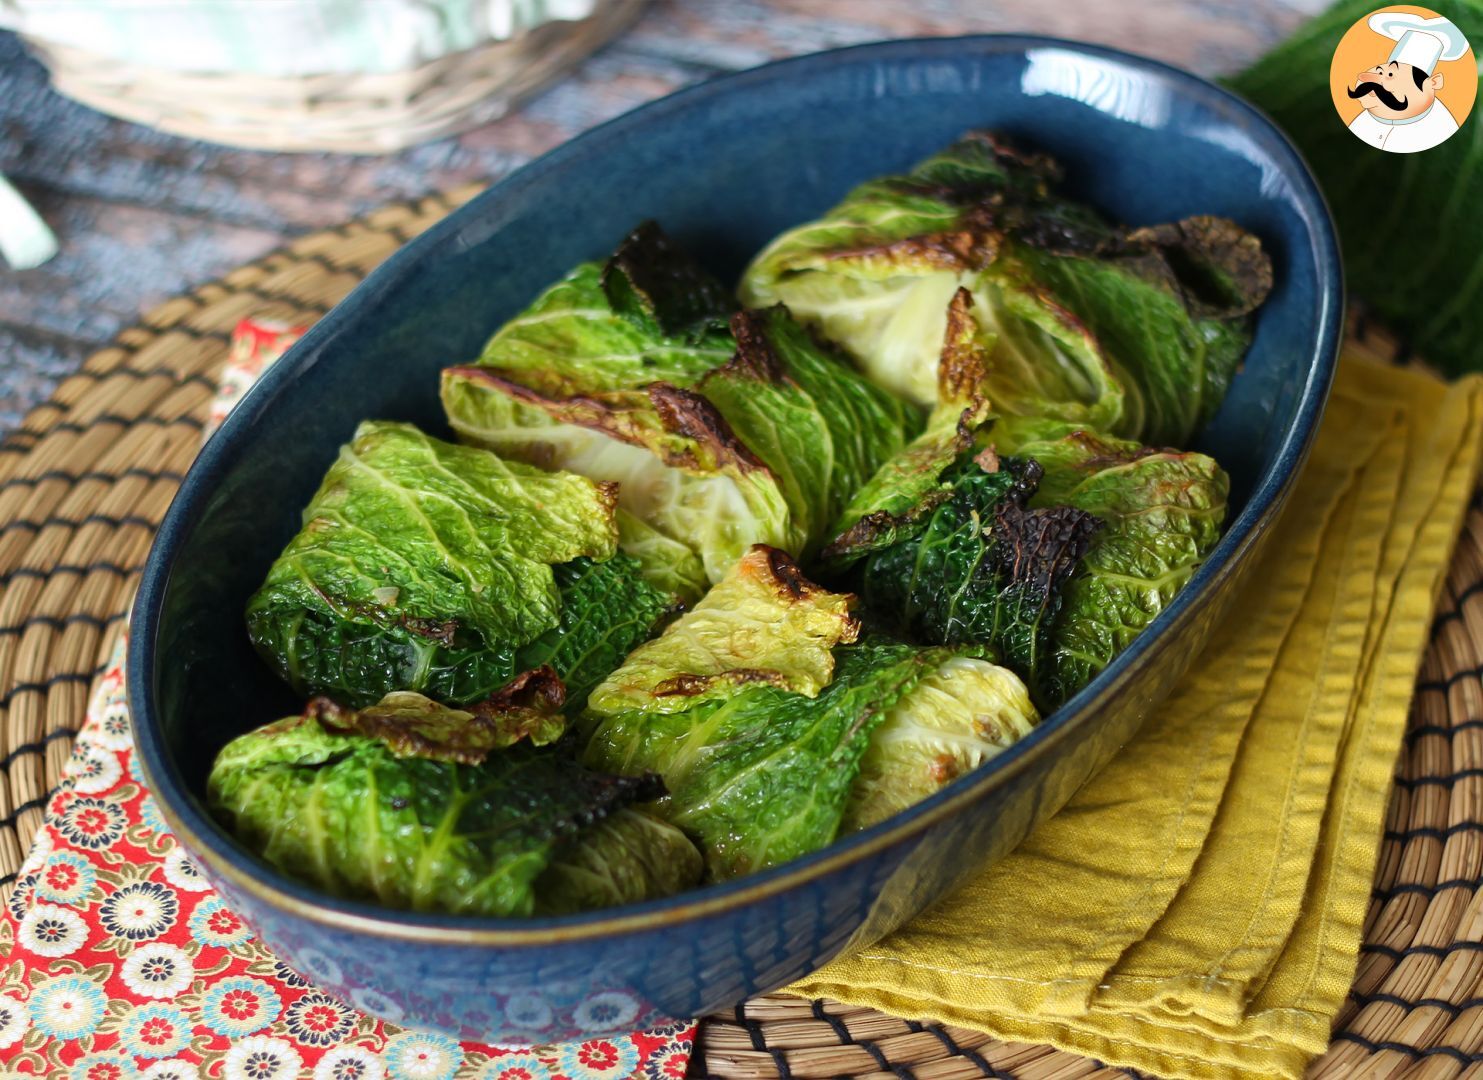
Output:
[{"xmin": 130, "ymin": 35, "xmax": 1341, "ymax": 1043}]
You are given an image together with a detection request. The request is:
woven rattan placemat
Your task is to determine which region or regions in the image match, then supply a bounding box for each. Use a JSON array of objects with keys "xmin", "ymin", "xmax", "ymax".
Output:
[{"xmin": 1, "ymin": 193, "xmax": 1477, "ymax": 1079}]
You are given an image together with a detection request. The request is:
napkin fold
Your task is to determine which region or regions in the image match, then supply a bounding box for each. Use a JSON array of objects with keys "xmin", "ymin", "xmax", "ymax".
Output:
[{"xmin": 790, "ymin": 352, "xmax": 1483, "ymax": 1080}]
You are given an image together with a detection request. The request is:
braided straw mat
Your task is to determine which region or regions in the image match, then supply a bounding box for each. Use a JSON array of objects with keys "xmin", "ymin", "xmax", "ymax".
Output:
[{"xmin": 0, "ymin": 191, "xmax": 1476, "ymax": 1079}]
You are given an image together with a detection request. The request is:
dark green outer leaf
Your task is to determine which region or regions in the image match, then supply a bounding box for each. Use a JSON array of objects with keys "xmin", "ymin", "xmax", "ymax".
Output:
[
  {"xmin": 856, "ymin": 457, "xmax": 1099, "ymax": 700},
  {"xmin": 997, "ymin": 423, "xmax": 1228, "ymax": 706},
  {"xmin": 1229, "ymin": 0, "xmax": 1483, "ymax": 375},
  {"xmin": 517, "ymin": 555, "xmax": 678, "ymax": 712}
]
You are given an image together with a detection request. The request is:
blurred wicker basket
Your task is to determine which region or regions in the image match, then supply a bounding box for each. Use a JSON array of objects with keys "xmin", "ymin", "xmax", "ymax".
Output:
[{"xmin": 5, "ymin": 0, "xmax": 644, "ymax": 154}]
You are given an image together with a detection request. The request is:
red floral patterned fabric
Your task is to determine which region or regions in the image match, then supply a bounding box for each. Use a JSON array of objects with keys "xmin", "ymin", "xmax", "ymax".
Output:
[
  {"xmin": 0, "ymin": 317, "xmax": 697, "ymax": 1080},
  {"xmin": 0, "ymin": 637, "xmax": 696, "ymax": 1080}
]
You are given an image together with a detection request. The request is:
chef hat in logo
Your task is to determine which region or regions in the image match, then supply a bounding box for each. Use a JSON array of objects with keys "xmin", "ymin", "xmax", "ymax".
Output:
[{"xmin": 1369, "ymin": 12, "xmax": 1470, "ymax": 74}]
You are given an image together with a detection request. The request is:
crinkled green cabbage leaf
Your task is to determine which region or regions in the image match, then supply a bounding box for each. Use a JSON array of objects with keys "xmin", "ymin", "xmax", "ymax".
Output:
[
  {"xmin": 740, "ymin": 131, "xmax": 1272, "ymax": 446},
  {"xmin": 582, "ymin": 546, "xmax": 1032, "ymax": 879},
  {"xmin": 847, "ymin": 453, "xmax": 1101, "ymax": 695},
  {"xmin": 245, "ymin": 420, "xmax": 673, "ymax": 708},
  {"xmin": 588, "ymin": 543, "xmax": 860, "ymax": 716},
  {"xmin": 825, "ymin": 286, "xmax": 993, "ymax": 559},
  {"xmin": 842, "ymin": 656, "xmax": 1039, "ymax": 832},
  {"xmin": 831, "ymin": 411, "xmax": 1227, "ymax": 708},
  {"xmin": 442, "ymin": 222, "xmax": 918, "ymax": 590},
  {"xmin": 534, "ymin": 806, "xmax": 704, "ymax": 915},
  {"xmin": 208, "ymin": 693, "xmax": 701, "ymax": 917},
  {"xmin": 995, "ymin": 418, "xmax": 1228, "ymax": 705}
]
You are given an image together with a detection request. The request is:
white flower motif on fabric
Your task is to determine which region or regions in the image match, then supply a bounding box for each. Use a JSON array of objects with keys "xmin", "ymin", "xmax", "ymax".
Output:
[
  {"xmin": 143, "ymin": 1060, "xmax": 202, "ymax": 1080},
  {"xmin": 162, "ymin": 847, "xmax": 212, "ymax": 892},
  {"xmin": 100, "ymin": 881, "xmax": 179, "ymax": 940},
  {"xmin": 223, "ymin": 1035, "xmax": 303, "ymax": 1080},
  {"xmin": 121, "ymin": 942, "xmax": 195, "ymax": 999},
  {"xmin": 0, "ymin": 994, "xmax": 30, "ymax": 1050},
  {"xmin": 18, "ymin": 903, "xmax": 88, "ymax": 957},
  {"xmin": 118, "ymin": 1001, "xmax": 193, "ymax": 1059},
  {"xmin": 56, "ymin": 795, "xmax": 126, "ymax": 850},
  {"xmin": 67, "ymin": 738, "xmax": 124, "ymax": 795},
  {"xmin": 27, "ymin": 974, "xmax": 106, "ymax": 1040},
  {"xmin": 556, "ymin": 1037, "xmax": 639, "ymax": 1080},
  {"xmin": 93, "ymin": 697, "xmax": 133, "ymax": 750},
  {"xmin": 313, "ymin": 1045, "xmax": 387, "ymax": 1080},
  {"xmin": 476, "ymin": 1052, "xmax": 553, "ymax": 1080},
  {"xmin": 71, "ymin": 1050, "xmax": 135, "ymax": 1080},
  {"xmin": 383, "ymin": 1030, "xmax": 463, "ymax": 1080}
]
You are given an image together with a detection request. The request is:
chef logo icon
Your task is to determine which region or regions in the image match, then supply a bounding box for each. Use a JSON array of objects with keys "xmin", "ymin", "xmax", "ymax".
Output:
[{"xmin": 1330, "ymin": 5, "xmax": 1476, "ymax": 153}]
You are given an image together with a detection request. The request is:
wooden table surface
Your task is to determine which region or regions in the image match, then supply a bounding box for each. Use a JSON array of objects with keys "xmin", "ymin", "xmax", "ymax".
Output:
[{"xmin": 0, "ymin": 0, "xmax": 1317, "ymax": 435}]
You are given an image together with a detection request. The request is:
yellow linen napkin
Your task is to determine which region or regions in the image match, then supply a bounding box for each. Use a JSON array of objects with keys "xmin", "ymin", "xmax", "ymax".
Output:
[{"xmin": 791, "ymin": 353, "xmax": 1483, "ymax": 1080}]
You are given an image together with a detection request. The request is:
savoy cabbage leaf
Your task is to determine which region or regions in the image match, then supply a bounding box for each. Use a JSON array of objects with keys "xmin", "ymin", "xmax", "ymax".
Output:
[
  {"xmin": 246, "ymin": 421, "xmax": 672, "ymax": 708},
  {"xmin": 842, "ymin": 655, "xmax": 1039, "ymax": 832},
  {"xmin": 208, "ymin": 696, "xmax": 699, "ymax": 917},
  {"xmin": 442, "ymin": 223, "xmax": 917, "ymax": 589},
  {"xmin": 586, "ymin": 636, "xmax": 987, "ymax": 880},
  {"xmin": 534, "ymin": 806, "xmax": 705, "ymax": 915},
  {"xmin": 740, "ymin": 131, "xmax": 1271, "ymax": 445},
  {"xmin": 825, "ymin": 286, "xmax": 993, "ymax": 561},
  {"xmin": 588, "ymin": 544, "xmax": 860, "ymax": 717},
  {"xmin": 582, "ymin": 546, "xmax": 1031, "ymax": 878},
  {"xmin": 995, "ymin": 418, "xmax": 1229, "ymax": 706},
  {"xmin": 853, "ymin": 455, "xmax": 1101, "ymax": 695}
]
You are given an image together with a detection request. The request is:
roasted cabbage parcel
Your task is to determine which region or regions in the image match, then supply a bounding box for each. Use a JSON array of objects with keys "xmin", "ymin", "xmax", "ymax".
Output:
[
  {"xmin": 823, "ymin": 339, "xmax": 1228, "ymax": 710},
  {"xmin": 581, "ymin": 546, "xmax": 1039, "ymax": 878},
  {"xmin": 740, "ymin": 130, "xmax": 1273, "ymax": 447},
  {"xmin": 208, "ymin": 688, "xmax": 702, "ymax": 917},
  {"xmin": 245, "ymin": 420, "xmax": 675, "ymax": 708},
  {"xmin": 441, "ymin": 222, "xmax": 919, "ymax": 593},
  {"xmin": 217, "ymin": 131, "xmax": 1270, "ymax": 917}
]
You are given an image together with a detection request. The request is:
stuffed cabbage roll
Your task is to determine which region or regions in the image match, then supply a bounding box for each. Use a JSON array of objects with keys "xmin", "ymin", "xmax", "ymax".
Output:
[
  {"xmin": 581, "ymin": 546, "xmax": 1038, "ymax": 879},
  {"xmin": 993, "ymin": 417, "xmax": 1228, "ymax": 704},
  {"xmin": 829, "ymin": 409, "xmax": 1227, "ymax": 709},
  {"xmin": 740, "ymin": 131, "xmax": 1273, "ymax": 446},
  {"xmin": 208, "ymin": 691, "xmax": 701, "ymax": 917},
  {"xmin": 246, "ymin": 420, "xmax": 674, "ymax": 709},
  {"xmin": 441, "ymin": 222, "xmax": 918, "ymax": 592}
]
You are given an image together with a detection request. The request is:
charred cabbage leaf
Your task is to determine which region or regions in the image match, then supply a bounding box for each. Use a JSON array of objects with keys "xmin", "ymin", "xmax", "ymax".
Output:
[
  {"xmin": 208, "ymin": 694, "xmax": 700, "ymax": 917},
  {"xmin": 740, "ymin": 131, "xmax": 1272, "ymax": 446},
  {"xmin": 842, "ymin": 656, "xmax": 1039, "ymax": 832},
  {"xmin": 834, "ymin": 410, "xmax": 1228, "ymax": 708},
  {"xmin": 995, "ymin": 418, "xmax": 1228, "ymax": 705},
  {"xmin": 307, "ymin": 673, "xmax": 566, "ymax": 764},
  {"xmin": 589, "ymin": 544, "xmax": 860, "ymax": 716},
  {"xmin": 850, "ymin": 453, "xmax": 1101, "ymax": 698},
  {"xmin": 442, "ymin": 222, "xmax": 917, "ymax": 589},
  {"xmin": 245, "ymin": 421, "xmax": 673, "ymax": 709},
  {"xmin": 582, "ymin": 546, "xmax": 1030, "ymax": 878}
]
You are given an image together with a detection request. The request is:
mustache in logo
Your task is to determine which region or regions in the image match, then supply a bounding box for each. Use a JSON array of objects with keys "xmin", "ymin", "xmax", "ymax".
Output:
[{"xmin": 1348, "ymin": 79, "xmax": 1409, "ymax": 111}]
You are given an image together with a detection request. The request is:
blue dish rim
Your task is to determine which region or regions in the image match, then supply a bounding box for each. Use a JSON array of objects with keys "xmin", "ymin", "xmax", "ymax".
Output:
[{"xmin": 130, "ymin": 32, "xmax": 1344, "ymax": 945}]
